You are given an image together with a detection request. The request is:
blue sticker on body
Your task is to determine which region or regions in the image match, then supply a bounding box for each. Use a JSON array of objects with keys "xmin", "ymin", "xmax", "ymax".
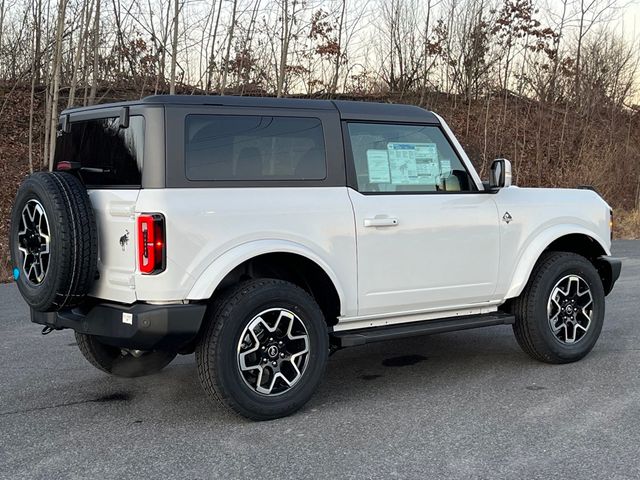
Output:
[{"xmin": 13, "ymin": 268, "xmax": 20, "ymax": 281}]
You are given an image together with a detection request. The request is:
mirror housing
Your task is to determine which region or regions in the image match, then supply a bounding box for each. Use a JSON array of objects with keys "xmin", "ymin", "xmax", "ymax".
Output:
[{"xmin": 489, "ymin": 158, "xmax": 512, "ymax": 189}]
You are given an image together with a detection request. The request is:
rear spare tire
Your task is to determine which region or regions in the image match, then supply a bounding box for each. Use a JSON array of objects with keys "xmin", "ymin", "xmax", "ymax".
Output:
[{"xmin": 9, "ymin": 172, "xmax": 98, "ymax": 312}]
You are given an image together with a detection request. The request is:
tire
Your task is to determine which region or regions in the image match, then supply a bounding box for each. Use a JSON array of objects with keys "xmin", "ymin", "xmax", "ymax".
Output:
[
  {"xmin": 195, "ymin": 279, "xmax": 329, "ymax": 421},
  {"xmin": 75, "ymin": 332, "xmax": 177, "ymax": 378},
  {"xmin": 9, "ymin": 172, "xmax": 98, "ymax": 312},
  {"xmin": 512, "ymin": 251, "xmax": 605, "ymax": 364}
]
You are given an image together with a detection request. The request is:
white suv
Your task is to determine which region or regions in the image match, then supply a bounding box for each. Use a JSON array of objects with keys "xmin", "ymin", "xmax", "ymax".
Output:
[{"xmin": 10, "ymin": 95, "xmax": 621, "ymax": 420}]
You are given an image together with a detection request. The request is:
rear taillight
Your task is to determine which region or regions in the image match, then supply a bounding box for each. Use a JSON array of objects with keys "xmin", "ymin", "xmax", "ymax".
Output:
[
  {"xmin": 55, "ymin": 161, "xmax": 80, "ymax": 171},
  {"xmin": 137, "ymin": 213, "xmax": 166, "ymax": 275}
]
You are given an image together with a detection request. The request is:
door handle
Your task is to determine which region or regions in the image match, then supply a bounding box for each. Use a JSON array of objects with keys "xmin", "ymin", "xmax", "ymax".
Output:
[{"xmin": 364, "ymin": 217, "xmax": 399, "ymax": 227}]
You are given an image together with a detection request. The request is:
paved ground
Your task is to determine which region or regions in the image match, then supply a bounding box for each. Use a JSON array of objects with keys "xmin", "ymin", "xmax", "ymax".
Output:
[{"xmin": 1, "ymin": 241, "xmax": 639, "ymax": 479}]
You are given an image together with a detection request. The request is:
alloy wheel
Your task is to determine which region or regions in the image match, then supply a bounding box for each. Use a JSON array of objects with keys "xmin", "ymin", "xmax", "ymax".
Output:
[
  {"xmin": 237, "ymin": 308, "xmax": 310, "ymax": 396},
  {"xmin": 17, "ymin": 199, "xmax": 51, "ymax": 285},
  {"xmin": 547, "ymin": 274, "xmax": 593, "ymax": 344}
]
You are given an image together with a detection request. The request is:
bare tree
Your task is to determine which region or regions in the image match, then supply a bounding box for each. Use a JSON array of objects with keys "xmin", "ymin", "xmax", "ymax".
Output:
[
  {"xmin": 219, "ymin": 0, "xmax": 238, "ymax": 95},
  {"xmin": 276, "ymin": 0, "xmax": 303, "ymax": 97},
  {"xmin": 573, "ymin": 0, "xmax": 620, "ymax": 102},
  {"xmin": 88, "ymin": 0, "xmax": 100, "ymax": 104},
  {"xmin": 0, "ymin": 0, "xmax": 5, "ymax": 59},
  {"xmin": 68, "ymin": 0, "xmax": 94, "ymax": 107},
  {"xmin": 48, "ymin": 0, "xmax": 68, "ymax": 170},
  {"xmin": 169, "ymin": 0, "xmax": 180, "ymax": 94}
]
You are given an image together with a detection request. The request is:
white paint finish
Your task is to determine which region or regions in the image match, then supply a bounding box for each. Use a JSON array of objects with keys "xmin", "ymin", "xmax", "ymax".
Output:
[
  {"xmin": 133, "ymin": 187, "xmax": 358, "ymax": 314},
  {"xmin": 347, "ymin": 189, "xmax": 501, "ymax": 317},
  {"xmin": 84, "ymin": 122, "xmax": 613, "ymax": 335},
  {"xmin": 185, "ymin": 239, "xmax": 349, "ymax": 312},
  {"xmin": 492, "ymin": 186, "xmax": 611, "ymax": 300},
  {"xmin": 87, "ymin": 189, "xmax": 139, "ymax": 304}
]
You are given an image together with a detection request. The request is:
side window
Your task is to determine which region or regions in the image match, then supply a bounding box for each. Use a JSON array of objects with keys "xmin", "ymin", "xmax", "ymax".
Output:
[
  {"xmin": 185, "ymin": 115, "xmax": 326, "ymax": 181},
  {"xmin": 54, "ymin": 116, "xmax": 145, "ymax": 187},
  {"xmin": 346, "ymin": 123, "xmax": 476, "ymax": 193}
]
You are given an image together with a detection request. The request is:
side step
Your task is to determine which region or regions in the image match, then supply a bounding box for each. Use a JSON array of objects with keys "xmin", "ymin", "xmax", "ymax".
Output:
[{"xmin": 331, "ymin": 312, "xmax": 515, "ymax": 347}]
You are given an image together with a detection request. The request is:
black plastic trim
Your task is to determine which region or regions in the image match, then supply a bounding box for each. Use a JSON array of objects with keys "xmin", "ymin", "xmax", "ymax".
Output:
[
  {"xmin": 31, "ymin": 302, "xmax": 207, "ymax": 351},
  {"xmin": 331, "ymin": 312, "xmax": 515, "ymax": 347},
  {"xmin": 595, "ymin": 256, "xmax": 622, "ymax": 296}
]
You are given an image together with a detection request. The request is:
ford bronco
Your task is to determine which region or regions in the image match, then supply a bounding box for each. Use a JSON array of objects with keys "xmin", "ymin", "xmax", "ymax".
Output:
[{"xmin": 10, "ymin": 95, "xmax": 621, "ymax": 420}]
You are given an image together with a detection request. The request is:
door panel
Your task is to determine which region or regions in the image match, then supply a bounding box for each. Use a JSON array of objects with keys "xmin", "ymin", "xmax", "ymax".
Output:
[{"xmin": 349, "ymin": 190, "xmax": 500, "ymax": 316}]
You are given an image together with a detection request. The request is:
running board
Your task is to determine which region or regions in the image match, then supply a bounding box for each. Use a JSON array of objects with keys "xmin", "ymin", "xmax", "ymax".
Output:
[{"xmin": 331, "ymin": 312, "xmax": 515, "ymax": 347}]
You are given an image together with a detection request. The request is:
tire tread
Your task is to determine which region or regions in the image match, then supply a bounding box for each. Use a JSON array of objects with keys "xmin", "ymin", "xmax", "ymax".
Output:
[
  {"xmin": 512, "ymin": 251, "xmax": 604, "ymax": 364},
  {"xmin": 195, "ymin": 279, "xmax": 326, "ymax": 420}
]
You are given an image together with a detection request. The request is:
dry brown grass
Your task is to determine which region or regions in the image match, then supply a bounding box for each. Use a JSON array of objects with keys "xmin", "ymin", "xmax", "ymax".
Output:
[{"xmin": 615, "ymin": 209, "xmax": 640, "ymax": 240}]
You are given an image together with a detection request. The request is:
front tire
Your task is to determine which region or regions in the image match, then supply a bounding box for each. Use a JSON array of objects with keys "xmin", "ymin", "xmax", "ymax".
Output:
[
  {"xmin": 195, "ymin": 279, "xmax": 329, "ymax": 421},
  {"xmin": 75, "ymin": 333, "xmax": 176, "ymax": 377},
  {"xmin": 512, "ymin": 251, "xmax": 605, "ymax": 364}
]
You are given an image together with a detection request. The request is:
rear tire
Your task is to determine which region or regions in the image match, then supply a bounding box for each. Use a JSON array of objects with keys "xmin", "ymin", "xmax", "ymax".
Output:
[
  {"xmin": 512, "ymin": 251, "xmax": 605, "ymax": 364},
  {"xmin": 195, "ymin": 279, "xmax": 329, "ymax": 421},
  {"xmin": 75, "ymin": 333, "xmax": 176, "ymax": 378}
]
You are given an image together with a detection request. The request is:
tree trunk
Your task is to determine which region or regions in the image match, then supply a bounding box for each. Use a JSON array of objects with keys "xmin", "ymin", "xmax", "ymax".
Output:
[
  {"xmin": 169, "ymin": 0, "xmax": 179, "ymax": 94},
  {"xmin": 67, "ymin": 0, "xmax": 92, "ymax": 108},
  {"xmin": 419, "ymin": 0, "xmax": 432, "ymax": 105},
  {"xmin": 276, "ymin": 0, "xmax": 290, "ymax": 98},
  {"xmin": 88, "ymin": 0, "xmax": 100, "ymax": 105},
  {"xmin": 205, "ymin": 0, "xmax": 223, "ymax": 92},
  {"xmin": 0, "ymin": 0, "xmax": 6, "ymax": 63},
  {"xmin": 219, "ymin": 0, "xmax": 238, "ymax": 95},
  {"xmin": 329, "ymin": 0, "xmax": 346, "ymax": 96},
  {"xmin": 48, "ymin": 0, "xmax": 68, "ymax": 171}
]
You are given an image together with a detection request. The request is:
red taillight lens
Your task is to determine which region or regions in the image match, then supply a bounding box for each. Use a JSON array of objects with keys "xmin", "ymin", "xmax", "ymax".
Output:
[
  {"xmin": 56, "ymin": 161, "xmax": 73, "ymax": 171},
  {"xmin": 137, "ymin": 213, "xmax": 166, "ymax": 274}
]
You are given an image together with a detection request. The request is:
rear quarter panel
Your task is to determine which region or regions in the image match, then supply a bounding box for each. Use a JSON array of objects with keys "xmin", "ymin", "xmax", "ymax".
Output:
[{"xmin": 133, "ymin": 187, "xmax": 358, "ymax": 315}]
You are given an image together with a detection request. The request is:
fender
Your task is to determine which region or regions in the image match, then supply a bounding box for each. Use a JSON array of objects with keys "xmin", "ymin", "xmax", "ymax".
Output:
[
  {"xmin": 186, "ymin": 239, "xmax": 348, "ymax": 315},
  {"xmin": 504, "ymin": 224, "xmax": 611, "ymax": 300}
]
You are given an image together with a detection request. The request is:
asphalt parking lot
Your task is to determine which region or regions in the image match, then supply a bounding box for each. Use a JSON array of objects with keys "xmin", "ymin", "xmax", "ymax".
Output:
[{"xmin": 1, "ymin": 240, "xmax": 639, "ymax": 479}]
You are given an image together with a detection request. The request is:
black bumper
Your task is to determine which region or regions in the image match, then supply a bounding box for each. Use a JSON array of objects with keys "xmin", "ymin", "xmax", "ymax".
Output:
[
  {"xmin": 31, "ymin": 301, "xmax": 207, "ymax": 351},
  {"xmin": 596, "ymin": 256, "xmax": 622, "ymax": 295}
]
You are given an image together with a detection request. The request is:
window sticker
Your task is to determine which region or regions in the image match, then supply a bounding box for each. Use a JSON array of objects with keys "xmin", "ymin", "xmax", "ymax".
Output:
[
  {"xmin": 387, "ymin": 143, "xmax": 441, "ymax": 185},
  {"xmin": 440, "ymin": 159, "xmax": 452, "ymax": 177},
  {"xmin": 414, "ymin": 143, "xmax": 439, "ymax": 184},
  {"xmin": 387, "ymin": 143, "xmax": 418, "ymax": 184},
  {"xmin": 366, "ymin": 149, "xmax": 391, "ymax": 183}
]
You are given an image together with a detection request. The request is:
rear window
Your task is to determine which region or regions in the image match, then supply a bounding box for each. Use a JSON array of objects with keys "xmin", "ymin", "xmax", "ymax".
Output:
[
  {"xmin": 185, "ymin": 115, "xmax": 326, "ymax": 181},
  {"xmin": 54, "ymin": 116, "xmax": 145, "ymax": 187}
]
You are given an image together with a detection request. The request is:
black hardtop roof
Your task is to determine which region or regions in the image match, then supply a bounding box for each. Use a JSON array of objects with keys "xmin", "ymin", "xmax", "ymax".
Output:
[{"xmin": 62, "ymin": 95, "xmax": 439, "ymax": 124}]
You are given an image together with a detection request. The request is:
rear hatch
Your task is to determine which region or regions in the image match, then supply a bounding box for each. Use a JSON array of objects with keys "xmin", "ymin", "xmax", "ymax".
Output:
[{"xmin": 54, "ymin": 114, "xmax": 145, "ymax": 304}]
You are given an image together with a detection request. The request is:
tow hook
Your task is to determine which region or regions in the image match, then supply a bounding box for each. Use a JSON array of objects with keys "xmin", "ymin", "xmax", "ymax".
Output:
[{"xmin": 41, "ymin": 326, "xmax": 55, "ymax": 335}]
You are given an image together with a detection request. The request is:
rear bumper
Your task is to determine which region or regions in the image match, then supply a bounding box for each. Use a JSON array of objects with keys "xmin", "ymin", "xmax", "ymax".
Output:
[
  {"xmin": 31, "ymin": 301, "xmax": 207, "ymax": 351},
  {"xmin": 596, "ymin": 256, "xmax": 622, "ymax": 295}
]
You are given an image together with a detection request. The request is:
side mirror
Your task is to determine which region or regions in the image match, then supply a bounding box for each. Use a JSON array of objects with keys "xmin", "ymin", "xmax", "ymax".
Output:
[{"xmin": 489, "ymin": 158, "xmax": 512, "ymax": 189}]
